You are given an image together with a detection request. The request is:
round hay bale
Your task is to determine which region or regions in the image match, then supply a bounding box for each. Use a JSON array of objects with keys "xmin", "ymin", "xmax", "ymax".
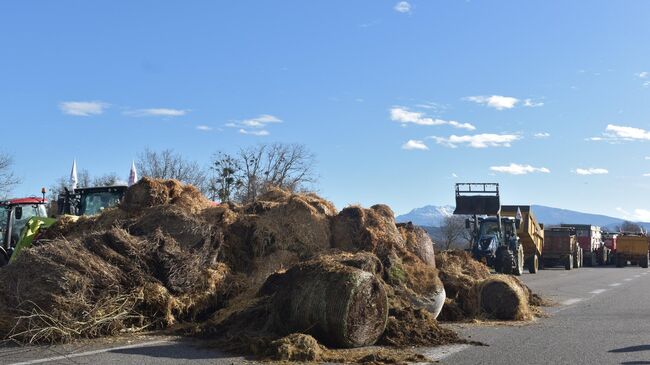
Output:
[
  {"xmin": 331, "ymin": 206, "xmax": 405, "ymax": 253},
  {"xmin": 261, "ymin": 256, "xmax": 389, "ymax": 348},
  {"xmin": 477, "ymin": 276, "xmax": 532, "ymax": 320},
  {"xmin": 397, "ymin": 223, "xmax": 436, "ymax": 267},
  {"xmin": 252, "ymin": 195, "xmax": 331, "ymax": 258},
  {"xmin": 122, "ymin": 178, "xmax": 210, "ymax": 213}
]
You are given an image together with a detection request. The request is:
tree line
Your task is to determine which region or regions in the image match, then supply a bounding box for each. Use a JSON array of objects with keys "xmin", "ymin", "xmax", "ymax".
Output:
[{"xmin": 0, "ymin": 143, "xmax": 316, "ymax": 205}]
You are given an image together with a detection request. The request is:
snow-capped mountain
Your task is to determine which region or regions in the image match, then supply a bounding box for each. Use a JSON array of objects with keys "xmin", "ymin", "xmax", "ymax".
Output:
[
  {"xmin": 395, "ymin": 205, "xmax": 455, "ymax": 227},
  {"xmin": 397, "ymin": 204, "xmax": 650, "ymax": 231}
]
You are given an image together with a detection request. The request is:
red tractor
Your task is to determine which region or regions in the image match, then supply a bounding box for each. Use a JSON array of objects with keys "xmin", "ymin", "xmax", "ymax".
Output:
[{"xmin": 0, "ymin": 196, "xmax": 48, "ymax": 265}]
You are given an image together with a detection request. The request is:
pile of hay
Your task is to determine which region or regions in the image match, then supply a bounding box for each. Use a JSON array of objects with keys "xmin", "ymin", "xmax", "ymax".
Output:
[
  {"xmin": 436, "ymin": 250, "xmax": 541, "ymax": 321},
  {"xmin": 0, "ymin": 178, "xmax": 544, "ymax": 363}
]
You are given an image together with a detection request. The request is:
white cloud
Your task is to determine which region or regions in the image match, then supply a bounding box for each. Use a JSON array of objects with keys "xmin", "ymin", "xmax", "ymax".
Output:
[
  {"xmin": 394, "ymin": 1, "xmax": 411, "ymax": 13},
  {"xmin": 523, "ymin": 99, "xmax": 544, "ymax": 107},
  {"xmin": 617, "ymin": 207, "xmax": 650, "ymax": 222},
  {"xmin": 465, "ymin": 95, "xmax": 519, "ymax": 110},
  {"xmin": 451, "ymin": 173, "xmax": 458, "ymax": 178},
  {"xmin": 196, "ymin": 125, "xmax": 212, "ymax": 131},
  {"xmin": 596, "ymin": 124, "xmax": 650, "ymax": 142},
  {"xmin": 638, "ymin": 71, "xmax": 649, "ymax": 79},
  {"xmin": 429, "ymin": 133, "xmax": 521, "ymax": 148},
  {"xmin": 490, "ymin": 163, "xmax": 550, "ymax": 175},
  {"xmin": 534, "ymin": 132, "xmax": 551, "ymax": 138},
  {"xmin": 226, "ymin": 114, "xmax": 282, "ymax": 135},
  {"xmin": 402, "ymin": 139, "xmax": 428, "ymax": 150},
  {"xmin": 575, "ymin": 168, "xmax": 608, "ymax": 175},
  {"xmin": 239, "ymin": 129, "xmax": 270, "ymax": 136},
  {"xmin": 125, "ymin": 108, "xmax": 187, "ymax": 117},
  {"xmin": 59, "ymin": 101, "xmax": 109, "ymax": 116},
  {"xmin": 390, "ymin": 107, "xmax": 475, "ymax": 130},
  {"xmin": 643, "ymin": 173, "xmax": 650, "ymax": 177}
]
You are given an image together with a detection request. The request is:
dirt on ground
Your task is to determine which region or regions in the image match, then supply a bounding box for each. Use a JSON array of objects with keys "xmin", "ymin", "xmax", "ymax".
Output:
[{"xmin": 0, "ymin": 179, "xmax": 546, "ymax": 364}]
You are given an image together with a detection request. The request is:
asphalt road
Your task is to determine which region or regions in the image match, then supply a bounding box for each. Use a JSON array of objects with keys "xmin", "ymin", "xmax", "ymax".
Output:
[
  {"xmin": 444, "ymin": 265, "xmax": 650, "ymax": 365},
  {"xmin": 2, "ymin": 265, "xmax": 650, "ymax": 364}
]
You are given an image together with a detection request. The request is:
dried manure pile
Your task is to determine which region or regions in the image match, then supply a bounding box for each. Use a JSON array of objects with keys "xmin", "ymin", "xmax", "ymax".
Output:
[{"xmin": 0, "ymin": 178, "xmax": 544, "ymax": 363}]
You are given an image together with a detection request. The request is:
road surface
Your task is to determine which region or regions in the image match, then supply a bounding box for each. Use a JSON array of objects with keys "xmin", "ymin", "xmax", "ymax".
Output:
[{"xmin": 2, "ymin": 266, "xmax": 649, "ymax": 364}]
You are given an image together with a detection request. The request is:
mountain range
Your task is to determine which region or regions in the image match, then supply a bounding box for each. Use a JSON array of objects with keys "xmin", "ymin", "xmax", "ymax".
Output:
[{"xmin": 396, "ymin": 204, "xmax": 650, "ymax": 231}]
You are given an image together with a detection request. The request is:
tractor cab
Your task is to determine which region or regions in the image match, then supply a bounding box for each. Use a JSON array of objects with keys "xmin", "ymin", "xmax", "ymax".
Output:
[
  {"xmin": 57, "ymin": 185, "xmax": 128, "ymax": 216},
  {"xmin": 0, "ymin": 197, "xmax": 48, "ymax": 264}
]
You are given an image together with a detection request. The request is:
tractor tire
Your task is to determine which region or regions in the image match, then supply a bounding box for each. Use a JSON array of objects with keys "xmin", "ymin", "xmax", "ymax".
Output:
[
  {"xmin": 565, "ymin": 254, "xmax": 574, "ymax": 270},
  {"xmin": 0, "ymin": 254, "xmax": 7, "ymax": 268},
  {"xmin": 494, "ymin": 247, "xmax": 510, "ymax": 274},
  {"xmin": 513, "ymin": 245, "xmax": 524, "ymax": 276},
  {"xmin": 640, "ymin": 254, "xmax": 649, "ymax": 269},
  {"xmin": 499, "ymin": 248, "xmax": 514, "ymax": 275},
  {"xmin": 529, "ymin": 253, "xmax": 539, "ymax": 274}
]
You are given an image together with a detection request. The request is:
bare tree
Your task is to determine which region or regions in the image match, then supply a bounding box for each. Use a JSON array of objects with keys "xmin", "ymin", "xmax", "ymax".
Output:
[
  {"xmin": 92, "ymin": 173, "xmax": 121, "ymax": 187},
  {"xmin": 0, "ymin": 153, "xmax": 19, "ymax": 198},
  {"xmin": 235, "ymin": 143, "xmax": 316, "ymax": 203},
  {"xmin": 618, "ymin": 220, "xmax": 643, "ymax": 233},
  {"xmin": 136, "ymin": 148, "xmax": 206, "ymax": 189},
  {"xmin": 207, "ymin": 152, "xmax": 243, "ymax": 202},
  {"xmin": 440, "ymin": 215, "xmax": 469, "ymax": 250}
]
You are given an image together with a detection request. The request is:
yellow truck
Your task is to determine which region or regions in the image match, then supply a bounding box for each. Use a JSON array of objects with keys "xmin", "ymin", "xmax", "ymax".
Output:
[
  {"xmin": 615, "ymin": 234, "xmax": 649, "ymax": 268},
  {"xmin": 501, "ymin": 205, "xmax": 544, "ymax": 273}
]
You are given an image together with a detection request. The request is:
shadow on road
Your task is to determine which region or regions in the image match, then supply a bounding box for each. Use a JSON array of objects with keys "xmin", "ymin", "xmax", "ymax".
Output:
[
  {"xmin": 610, "ymin": 345, "xmax": 650, "ymax": 353},
  {"xmin": 111, "ymin": 343, "xmax": 231, "ymax": 360}
]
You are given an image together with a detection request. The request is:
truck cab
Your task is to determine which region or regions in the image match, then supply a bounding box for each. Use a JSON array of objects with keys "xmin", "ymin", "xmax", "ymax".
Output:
[
  {"xmin": 0, "ymin": 197, "xmax": 48, "ymax": 264},
  {"xmin": 57, "ymin": 185, "xmax": 127, "ymax": 216}
]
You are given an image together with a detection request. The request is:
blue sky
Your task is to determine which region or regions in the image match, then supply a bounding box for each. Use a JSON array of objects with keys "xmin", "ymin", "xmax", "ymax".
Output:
[{"xmin": 2, "ymin": 1, "xmax": 650, "ymax": 219}]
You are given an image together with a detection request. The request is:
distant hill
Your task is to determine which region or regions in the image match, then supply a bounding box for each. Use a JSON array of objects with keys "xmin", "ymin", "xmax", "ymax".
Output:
[{"xmin": 397, "ymin": 204, "xmax": 650, "ymax": 231}]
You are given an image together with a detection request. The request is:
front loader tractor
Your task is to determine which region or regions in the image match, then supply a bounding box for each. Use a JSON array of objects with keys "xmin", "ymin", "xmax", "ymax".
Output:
[{"xmin": 453, "ymin": 183, "xmax": 524, "ymax": 275}]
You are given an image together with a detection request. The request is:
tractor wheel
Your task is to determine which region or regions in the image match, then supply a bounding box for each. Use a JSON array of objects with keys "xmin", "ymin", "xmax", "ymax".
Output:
[
  {"xmin": 513, "ymin": 245, "xmax": 524, "ymax": 276},
  {"xmin": 528, "ymin": 253, "xmax": 539, "ymax": 274},
  {"xmin": 500, "ymin": 248, "xmax": 514, "ymax": 275},
  {"xmin": 0, "ymin": 254, "xmax": 7, "ymax": 268},
  {"xmin": 565, "ymin": 254, "xmax": 574, "ymax": 270},
  {"xmin": 640, "ymin": 253, "xmax": 649, "ymax": 269}
]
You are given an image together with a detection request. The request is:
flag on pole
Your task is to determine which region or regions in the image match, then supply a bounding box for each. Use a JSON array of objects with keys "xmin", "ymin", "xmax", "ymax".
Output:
[
  {"xmin": 128, "ymin": 161, "xmax": 138, "ymax": 187},
  {"xmin": 516, "ymin": 207, "xmax": 523, "ymax": 221},
  {"xmin": 70, "ymin": 159, "xmax": 78, "ymax": 191}
]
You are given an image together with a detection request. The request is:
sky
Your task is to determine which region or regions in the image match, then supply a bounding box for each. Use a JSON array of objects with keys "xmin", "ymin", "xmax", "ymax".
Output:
[{"xmin": 2, "ymin": 1, "xmax": 650, "ymax": 220}]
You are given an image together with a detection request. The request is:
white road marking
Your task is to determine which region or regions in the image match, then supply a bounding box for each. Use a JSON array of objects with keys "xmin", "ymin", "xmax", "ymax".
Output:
[
  {"xmin": 7, "ymin": 340, "xmax": 170, "ymax": 365},
  {"xmin": 624, "ymin": 278, "xmax": 633, "ymax": 281},
  {"xmin": 418, "ymin": 344, "xmax": 472, "ymax": 362},
  {"xmin": 609, "ymin": 283, "xmax": 621, "ymax": 287},
  {"xmin": 590, "ymin": 289, "xmax": 606, "ymax": 294},
  {"xmin": 634, "ymin": 275, "xmax": 642, "ymax": 278},
  {"xmin": 562, "ymin": 298, "xmax": 583, "ymax": 306}
]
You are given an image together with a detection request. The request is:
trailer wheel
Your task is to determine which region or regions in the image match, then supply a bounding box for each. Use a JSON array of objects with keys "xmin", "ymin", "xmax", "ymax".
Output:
[
  {"xmin": 528, "ymin": 253, "xmax": 539, "ymax": 274},
  {"xmin": 616, "ymin": 254, "xmax": 625, "ymax": 268},
  {"xmin": 513, "ymin": 245, "xmax": 524, "ymax": 276},
  {"xmin": 577, "ymin": 249, "xmax": 583, "ymax": 268},
  {"xmin": 565, "ymin": 254, "xmax": 573, "ymax": 270},
  {"xmin": 640, "ymin": 253, "xmax": 649, "ymax": 269}
]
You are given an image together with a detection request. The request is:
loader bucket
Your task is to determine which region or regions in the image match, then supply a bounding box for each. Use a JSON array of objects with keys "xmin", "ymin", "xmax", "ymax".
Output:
[{"xmin": 453, "ymin": 183, "xmax": 501, "ymax": 215}]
